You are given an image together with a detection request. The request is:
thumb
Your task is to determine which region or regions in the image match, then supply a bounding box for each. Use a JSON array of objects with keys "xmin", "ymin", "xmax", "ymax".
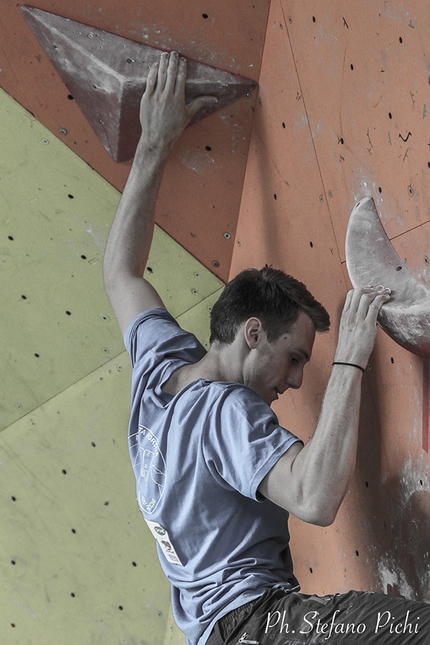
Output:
[{"xmin": 187, "ymin": 95, "xmax": 218, "ymax": 119}]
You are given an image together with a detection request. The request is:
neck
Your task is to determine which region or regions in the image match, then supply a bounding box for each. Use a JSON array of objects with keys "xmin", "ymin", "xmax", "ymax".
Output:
[{"xmin": 162, "ymin": 339, "xmax": 245, "ymax": 395}]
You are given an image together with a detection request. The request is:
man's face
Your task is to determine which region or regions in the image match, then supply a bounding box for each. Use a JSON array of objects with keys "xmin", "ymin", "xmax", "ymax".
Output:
[{"xmin": 244, "ymin": 310, "xmax": 316, "ymax": 406}]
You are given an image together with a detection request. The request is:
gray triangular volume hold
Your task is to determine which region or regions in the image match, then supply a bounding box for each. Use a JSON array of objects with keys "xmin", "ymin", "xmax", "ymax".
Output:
[{"xmin": 21, "ymin": 6, "xmax": 257, "ymax": 162}]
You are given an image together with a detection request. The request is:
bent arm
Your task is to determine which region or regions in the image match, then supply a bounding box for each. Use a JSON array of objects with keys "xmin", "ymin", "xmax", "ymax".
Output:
[
  {"xmin": 103, "ymin": 51, "xmax": 216, "ymax": 335},
  {"xmin": 259, "ymin": 286, "xmax": 390, "ymax": 526}
]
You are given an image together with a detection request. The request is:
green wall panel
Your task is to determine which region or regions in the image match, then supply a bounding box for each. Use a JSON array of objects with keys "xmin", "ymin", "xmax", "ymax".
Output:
[
  {"xmin": 1, "ymin": 356, "xmax": 176, "ymax": 644},
  {"xmin": 0, "ymin": 88, "xmax": 223, "ymax": 429},
  {"xmin": 1, "ymin": 87, "xmax": 223, "ymax": 643}
]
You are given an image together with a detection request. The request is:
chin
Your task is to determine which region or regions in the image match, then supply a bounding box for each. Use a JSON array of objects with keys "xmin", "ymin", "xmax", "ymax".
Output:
[{"xmin": 265, "ymin": 395, "xmax": 276, "ymax": 406}]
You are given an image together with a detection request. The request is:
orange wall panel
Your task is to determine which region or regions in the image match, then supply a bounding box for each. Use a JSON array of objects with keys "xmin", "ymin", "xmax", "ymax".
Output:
[
  {"xmin": 283, "ymin": 0, "xmax": 430, "ymax": 254},
  {"xmin": 232, "ymin": 0, "xmax": 430, "ymax": 601}
]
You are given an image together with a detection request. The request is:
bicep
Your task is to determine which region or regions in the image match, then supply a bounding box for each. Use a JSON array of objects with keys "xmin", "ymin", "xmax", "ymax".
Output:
[
  {"xmin": 258, "ymin": 441, "xmax": 302, "ymax": 508},
  {"xmin": 105, "ymin": 275, "xmax": 165, "ymax": 336},
  {"xmin": 258, "ymin": 441, "xmax": 335, "ymax": 526}
]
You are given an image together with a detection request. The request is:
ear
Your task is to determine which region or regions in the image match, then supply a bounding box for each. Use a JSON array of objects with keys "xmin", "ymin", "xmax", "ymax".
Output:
[{"xmin": 244, "ymin": 317, "xmax": 264, "ymax": 349}]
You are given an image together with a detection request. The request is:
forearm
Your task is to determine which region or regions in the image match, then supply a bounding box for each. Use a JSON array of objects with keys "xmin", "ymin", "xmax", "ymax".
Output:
[
  {"xmin": 289, "ymin": 288, "xmax": 390, "ymax": 524},
  {"xmin": 290, "ymin": 365, "xmax": 363, "ymax": 525},
  {"xmin": 102, "ymin": 52, "xmax": 216, "ymax": 332},
  {"xmin": 103, "ymin": 140, "xmax": 169, "ymax": 290},
  {"xmin": 260, "ymin": 287, "xmax": 390, "ymax": 526}
]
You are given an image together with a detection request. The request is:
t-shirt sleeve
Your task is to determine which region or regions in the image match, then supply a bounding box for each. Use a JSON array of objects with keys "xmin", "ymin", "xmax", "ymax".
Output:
[
  {"xmin": 123, "ymin": 308, "xmax": 206, "ymax": 369},
  {"xmin": 203, "ymin": 386, "xmax": 302, "ymax": 501}
]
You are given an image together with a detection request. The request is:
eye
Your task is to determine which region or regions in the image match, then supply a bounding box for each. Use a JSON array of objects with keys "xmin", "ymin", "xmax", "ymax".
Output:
[{"xmin": 291, "ymin": 356, "xmax": 300, "ymax": 365}]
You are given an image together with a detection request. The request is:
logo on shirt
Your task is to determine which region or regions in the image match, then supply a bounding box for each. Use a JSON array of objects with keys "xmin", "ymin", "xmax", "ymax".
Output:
[
  {"xmin": 145, "ymin": 520, "xmax": 183, "ymax": 566},
  {"xmin": 137, "ymin": 425, "xmax": 166, "ymax": 515}
]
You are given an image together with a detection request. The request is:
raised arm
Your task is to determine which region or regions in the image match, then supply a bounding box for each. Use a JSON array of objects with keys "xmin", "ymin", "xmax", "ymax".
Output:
[
  {"xmin": 103, "ymin": 51, "xmax": 217, "ymax": 335},
  {"xmin": 259, "ymin": 286, "xmax": 390, "ymax": 526}
]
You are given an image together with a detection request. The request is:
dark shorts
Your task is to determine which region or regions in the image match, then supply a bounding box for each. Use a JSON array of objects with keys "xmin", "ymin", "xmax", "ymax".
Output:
[{"xmin": 205, "ymin": 587, "xmax": 430, "ymax": 644}]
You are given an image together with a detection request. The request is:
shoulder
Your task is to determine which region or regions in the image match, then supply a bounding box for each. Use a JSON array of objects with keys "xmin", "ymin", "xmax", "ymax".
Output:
[
  {"xmin": 208, "ymin": 381, "xmax": 276, "ymax": 421},
  {"xmin": 200, "ymin": 382, "xmax": 301, "ymax": 499},
  {"xmin": 124, "ymin": 307, "xmax": 206, "ymax": 368},
  {"xmin": 203, "ymin": 381, "xmax": 297, "ymax": 449}
]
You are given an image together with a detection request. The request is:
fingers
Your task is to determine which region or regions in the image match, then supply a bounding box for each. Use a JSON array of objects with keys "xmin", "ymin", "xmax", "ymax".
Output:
[
  {"xmin": 342, "ymin": 289, "xmax": 354, "ymax": 312},
  {"xmin": 335, "ymin": 286, "xmax": 390, "ymax": 368},
  {"xmin": 365, "ymin": 289, "xmax": 391, "ymax": 318},
  {"xmin": 164, "ymin": 51, "xmax": 180, "ymax": 94},
  {"xmin": 144, "ymin": 51, "xmax": 218, "ymax": 116},
  {"xmin": 156, "ymin": 51, "xmax": 170, "ymax": 92},
  {"xmin": 144, "ymin": 52, "xmax": 177, "ymax": 97},
  {"xmin": 145, "ymin": 61, "xmax": 159, "ymax": 95},
  {"xmin": 344, "ymin": 285, "xmax": 390, "ymax": 317},
  {"xmin": 139, "ymin": 51, "xmax": 217, "ymax": 149}
]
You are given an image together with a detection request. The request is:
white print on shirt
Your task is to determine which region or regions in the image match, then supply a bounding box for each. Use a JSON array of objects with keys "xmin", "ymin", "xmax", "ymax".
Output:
[
  {"xmin": 145, "ymin": 520, "xmax": 184, "ymax": 566},
  {"xmin": 136, "ymin": 425, "xmax": 166, "ymax": 515}
]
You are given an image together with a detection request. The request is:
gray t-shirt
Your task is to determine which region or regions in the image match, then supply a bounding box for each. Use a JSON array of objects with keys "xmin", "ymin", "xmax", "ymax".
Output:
[{"xmin": 124, "ymin": 308, "xmax": 301, "ymax": 645}]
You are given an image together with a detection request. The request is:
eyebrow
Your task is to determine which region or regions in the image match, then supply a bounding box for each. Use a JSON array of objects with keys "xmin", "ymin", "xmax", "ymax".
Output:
[{"xmin": 294, "ymin": 348, "xmax": 311, "ymax": 362}]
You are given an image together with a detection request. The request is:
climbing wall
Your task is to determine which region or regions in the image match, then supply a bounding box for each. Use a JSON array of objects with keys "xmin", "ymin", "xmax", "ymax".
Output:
[
  {"xmin": 232, "ymin": 0, "xmax": 430, "ymax": 600},
  {"xmin": 2, "ymin": 0, "xmax": 430, "ymax": 644},
  {"xmin": 0, "ymin": 0, "xmax": 268, "ymax": 282}
]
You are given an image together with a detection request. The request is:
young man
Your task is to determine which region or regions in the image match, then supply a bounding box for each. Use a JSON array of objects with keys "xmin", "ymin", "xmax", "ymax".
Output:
[{"xmin": 103, "ymin": 52, "xmax": 430, "ymax": 644}]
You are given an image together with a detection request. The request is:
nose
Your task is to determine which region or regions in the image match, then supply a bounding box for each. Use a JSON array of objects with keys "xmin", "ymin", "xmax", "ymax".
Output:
[{"xmin": 287, "ymin": 367, "xmax": 304, "ymax": 390}]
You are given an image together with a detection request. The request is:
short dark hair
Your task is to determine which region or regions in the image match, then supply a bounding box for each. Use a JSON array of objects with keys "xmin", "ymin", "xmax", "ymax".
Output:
[{"xmin": 209, "ymin": 266, "xmax": 330, "ymax": 344}]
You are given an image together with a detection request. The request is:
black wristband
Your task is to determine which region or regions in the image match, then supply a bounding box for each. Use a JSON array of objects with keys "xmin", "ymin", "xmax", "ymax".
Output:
[{"xmin": 332, "ymin": 361, "xmax": 365, "ymax": 374}]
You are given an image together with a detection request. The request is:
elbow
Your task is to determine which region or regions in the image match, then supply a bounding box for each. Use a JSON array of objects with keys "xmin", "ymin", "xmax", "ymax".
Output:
[
  {"xmin": 102, "ymin": 264, "xmax": 116, "ymax": 303},
  {"xmin": 309, "ymin": 510, "xmax": 337, "ymax": 527},
  {"xmin": 294, "ymin": 500, "xmax": 339, "ymax": 527},
  {"xmin": 102, "ymin": 255, "xmax": 125, "ymax": 300},
  {"xmin": 102, "ymin": 255, "xmax": 114, "ymax": 293}
]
